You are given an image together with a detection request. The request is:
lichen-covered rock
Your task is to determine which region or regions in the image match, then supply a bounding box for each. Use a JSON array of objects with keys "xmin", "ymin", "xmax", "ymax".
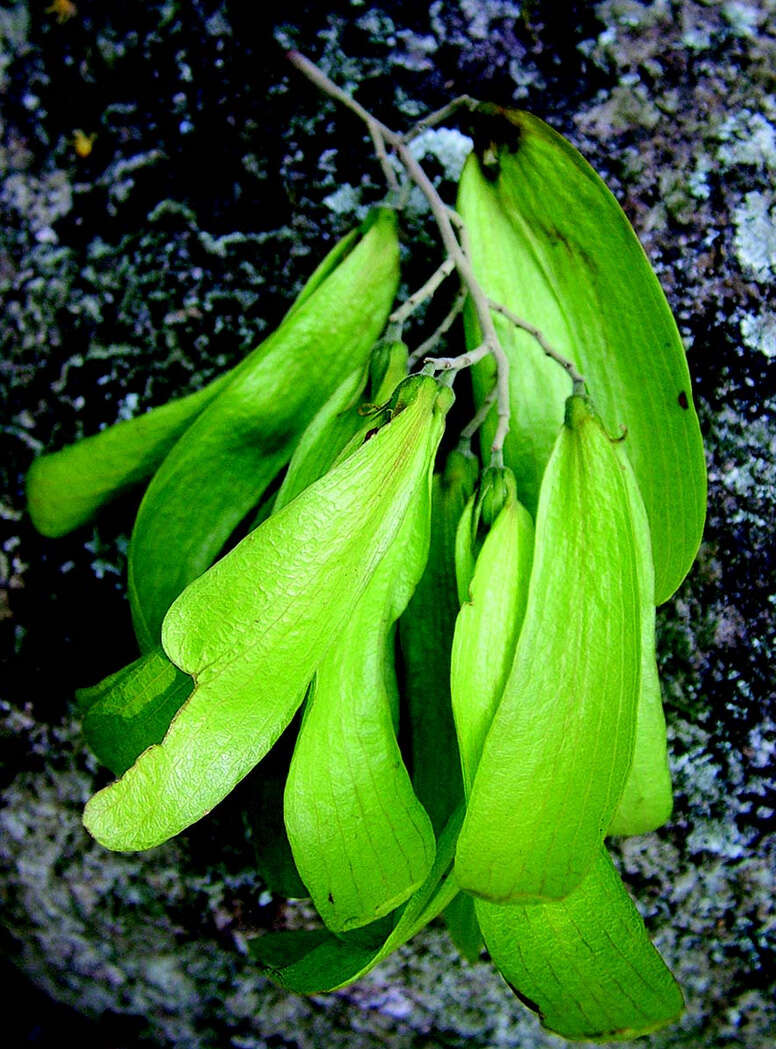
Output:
[{"xmin": 2, "ymin": 1, "xmax": 774, "ymax": 1046}]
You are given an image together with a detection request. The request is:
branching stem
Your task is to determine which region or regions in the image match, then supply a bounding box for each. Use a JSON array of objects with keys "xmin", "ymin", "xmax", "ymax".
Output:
[
  {"xmin": 427, "ymin": 343, "xmax": 491, "ymax": 373},
  {"xmin": 287, "ymin": 51, "xmax": 577, "ymax": 465},
  {"xmin": 368, "ymin": 123, "xmax": 401, "ymax": 194}
]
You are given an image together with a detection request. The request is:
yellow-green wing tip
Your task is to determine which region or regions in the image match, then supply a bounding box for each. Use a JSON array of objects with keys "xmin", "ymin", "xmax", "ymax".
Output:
[
  {"xmin": 83, "ymin": 769, "xmax": 164, "ymax": 853},
  {"xmin": 529, "ymin": 980, "xmax": 685, "ymax": 1042},
  {"xmin": 83, "ymin": 787, "xmax": 124, "ymax": 851},
  {"xmin": 555, "ymin": 998, "xmax": 685, "ymax": 1043},
  {"xmin": 25, "ymin": 456, "xmax": 76, "ymax": 537}
]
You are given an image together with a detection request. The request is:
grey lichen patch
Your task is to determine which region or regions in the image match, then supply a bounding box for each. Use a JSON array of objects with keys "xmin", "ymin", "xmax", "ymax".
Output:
[
  {"xmin": 409, "ymin": 127, "xmax": 473, "ymax": 183},
  {"xmin": 577, "ymin": 76, "xmax": 662, "ymax": 135},
  {"xmin": 717, "ymin": 108, "xmax": 776, "ymax": 171},
  {"xmin": 609, "ymin": 709, "xmax": 775, "ymax": 1046},
  {"xmin": 0, "ymin": 701, "xmax": 316, "ymax": 1047},
  {"xmin": 0, "ymin": 3, "xmax": 29, "ymax": 92},
  {"xmin": 401, "ymin": 127, "xmax": 474, "ymax": 218},
  {"xmin": 323, "ymin": 181, "xmax": 367, "ymax": 219},
  {"xmin": 734, "ymin": 191, "xmax": 776, "ymax": 283},
  {"xmin": 3, "ymin": 169, "xmax": 73, "ymax": 239},
  {"xmin": 713, "ymin": 404, "xmax": 776, "ymax": 530},
  {"xmin": 722, "ymin": 0, "xmax": 768, "ymax": 38}
]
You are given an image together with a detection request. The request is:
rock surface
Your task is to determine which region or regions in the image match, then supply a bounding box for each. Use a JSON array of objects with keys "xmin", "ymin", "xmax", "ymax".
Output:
[{"xmin": 1, "ymin": 1, "xmax": 774, "ymax": 1046}]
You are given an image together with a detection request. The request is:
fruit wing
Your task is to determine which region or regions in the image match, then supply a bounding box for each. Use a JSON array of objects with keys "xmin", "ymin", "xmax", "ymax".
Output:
[
  {"xmin": 451, "ymin": 485, "xmax": 534, "ymax": 797},
  {"xmin": 82, "ymin": 378, "xmax": 450, "ymax": 851},
  {"xmin": 81, "ymin": 647, "xmax": 192, "ymax": 776},
  {"xmin": 26, "ymin": 375, "xmax": 231, "ymax": 537},
  {"xmin": 476, "ymin": 847, "xmax": 684, "ymax": 1041},
  {"xmin": 609, "ymin": 448, "xmax": 673, "ymax": 834},
  {"xmin": 250, "ymin": 806, "xmax": 464, "ymax": 993},
  {"xmin": 24, "ymin": 220, "xmax": 365, "ymax": 538},
  {"xmin": 400, "ymin": 451, "xmax": 479, "ymax": 833},
  {"xmin": 273, "ymin": 364, "xmax": 369, "ymax": 513},
  {"xmin": 128, "ymin": 208, "xmax": 400, "ymax": 649},
  {"xmin": 284, "ymin": 479, "xmax": 436, "ymax": 932},
  {"xmin": 455, "ymin": 397, "xmax": 641, "ymax": 901},
  {"xmin": 458, "ymin": 110, "xmax": 706, "ymax": 603}
]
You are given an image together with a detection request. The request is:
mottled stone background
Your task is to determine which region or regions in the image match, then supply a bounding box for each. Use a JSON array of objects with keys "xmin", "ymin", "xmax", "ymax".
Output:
[{"xmin": 1, "ymin": 1, "xmax": 774, "ymax": 1046}]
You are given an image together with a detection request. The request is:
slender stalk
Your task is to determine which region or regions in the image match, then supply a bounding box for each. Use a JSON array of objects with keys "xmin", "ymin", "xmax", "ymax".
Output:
[
  {"xmin": 368, "ymin": 123, "xmax": 400, "ymax": 194},
  {"xmin": 488, "ymin": 301, "xmax": 586, "ymax": 392},
  {"xmin": 402, "ymin": 95, "xmax": 480, "ymax": 143},
  {"xmin": 445, "ymin": 207, "xmax": 471, "ymax": 255},
  {"xmin": 428, "ymin": 343, "xmax": 491, "ymax": 373},
  {"xmin": 390, "ymin": 258, "xmax": 456, "ymax": 326},
  {"xmin": 408, "ymin": 288, "xmax": 467, "ymax": 366},
  {"xmin": 288, "ymin": 51, "xmax": 588, "ymax": 461},
  {"xmin": 458, "ymin": 383, "xmax": 498, "ymax": 449}
]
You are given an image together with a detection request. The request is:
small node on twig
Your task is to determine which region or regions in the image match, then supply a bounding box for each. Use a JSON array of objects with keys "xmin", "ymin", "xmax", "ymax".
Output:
[
  {"xmin": 403, "ymin": 95, "xmax": 481, "ymax": 144},
  {"xmin": 426, "ymin": 342, "xmax": 491, "ymax": 376}
]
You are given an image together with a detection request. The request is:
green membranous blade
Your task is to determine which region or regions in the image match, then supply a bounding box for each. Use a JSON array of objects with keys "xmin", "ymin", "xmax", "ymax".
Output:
[
  {"xmin": 455, "ymin": 396, "xmax": 640, "ymax": 902},
  {"xmin": 398, "ymin": 450, "xmax": 481, "ymax": 953},
  {"xmin": 399, "ymin": 449, "xmax": 479, "ymax": 835},
  {"xmin": 609, "ymin": 443, "xmax": 673, "ymax": 835},
  {"xmin": 450, "ymin": 466, "xmax": 534, "ymax": 799},
  {"xmin": 274, "ymin": 339, "xmax": 409, "ymax": 514},
  {"xmin": 251, "ymin": 806, "xmax": 464, "ymax": 994},
  {"xmin": 458, "ymin": 108, "xmax": 706, "ymax": 604},
  {"xmin": 284, "ymin": 463, "xmax": 435, "ymax": 933},
  {"xmin": 76, "ymin": 341, "xmax": 413, "ymax": 884},
  {"xmin": 448, "ymin": 423, "xmax": 679, "ymax": 1038},
  {"xmin": 25, "ymin": 223, "xmax": 363, "ymax": 539},
  {"xmin": 26, "ymin": 376, "xmax": 230, "ymax": 538},
  {"xmin": 476, "ymin": 847, "xmax": 684, "ymax": 1041},
  {"xmin": 254, "ymin": 823, "xmax": 684, "ymax": 1042},
  {"xmin": 128, "ymin": 207, "xmax": 400, "ymax": 650},
  {"xmin": 82, "ymin": 376, "xmax": 452, "ymax": 852},
  {"xmin": 445, "ymin": 464, "xmax": 533, "ymax": 959}
]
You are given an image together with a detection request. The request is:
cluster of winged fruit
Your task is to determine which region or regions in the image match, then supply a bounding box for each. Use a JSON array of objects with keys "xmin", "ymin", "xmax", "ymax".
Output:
[{"xmin": 27, "ymin": 111, "xmax": 706, "ymax": 1042}]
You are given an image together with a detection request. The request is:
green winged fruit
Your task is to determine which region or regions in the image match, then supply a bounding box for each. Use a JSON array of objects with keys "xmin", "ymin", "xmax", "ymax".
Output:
[
  {"xmin": 128, "ymin": 207, "xmax": 400, "ymax": 650},
  {"xmin": 455, "ymin": 394, "xmax": 641, "ymax": 902},
  {"xmin": 399, "ymin": 448, "xmax": 479, "ymax": 834},
  {"xmin": 475, "ymin": 847, "xmax": 684, "ymax": 1040},
  {"xmin": 397, "ymin": 448, "xmax": 480, "ymax": 958},
  {"xmin": 82, "ymin": 375, "xmax": 452, "ymax": 852},
  {"xmin": 25, "ymin": 222, "xmax": 365, "ymax": 539},
  {"xmin": 445, "ymin": 431, "xmax": 681, "ymax": 1040},
  {"xmin": 274, "ymin": 339, "xmax": 409, "ymax": 513},
  {"xmin": 445, "ymin": 464, "xmax": 533, "ymax": 958},
  {"xmin": 458, "ymin": 109, "xmax": 706, "ymax": 604},
  {"xmin": 450, "ymin": 466, "xmax": 534, "ymax": 798},
  {"xmin": 284, "ymin": 458, "xmax": 436, "ymax": 932},
  {"xmin": 77, "ymin": 647, "xmax": 192, "ymax": 777},
  {"xmin": 609, "ymin": 446, "xmax": 673, "ymax": 835}
]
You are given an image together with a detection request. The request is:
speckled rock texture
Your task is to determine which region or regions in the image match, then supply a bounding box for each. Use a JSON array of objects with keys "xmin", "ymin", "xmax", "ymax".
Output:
[{"xmin": 1, "ymin": 1, "xmax": 774, "ymax": 1046}]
